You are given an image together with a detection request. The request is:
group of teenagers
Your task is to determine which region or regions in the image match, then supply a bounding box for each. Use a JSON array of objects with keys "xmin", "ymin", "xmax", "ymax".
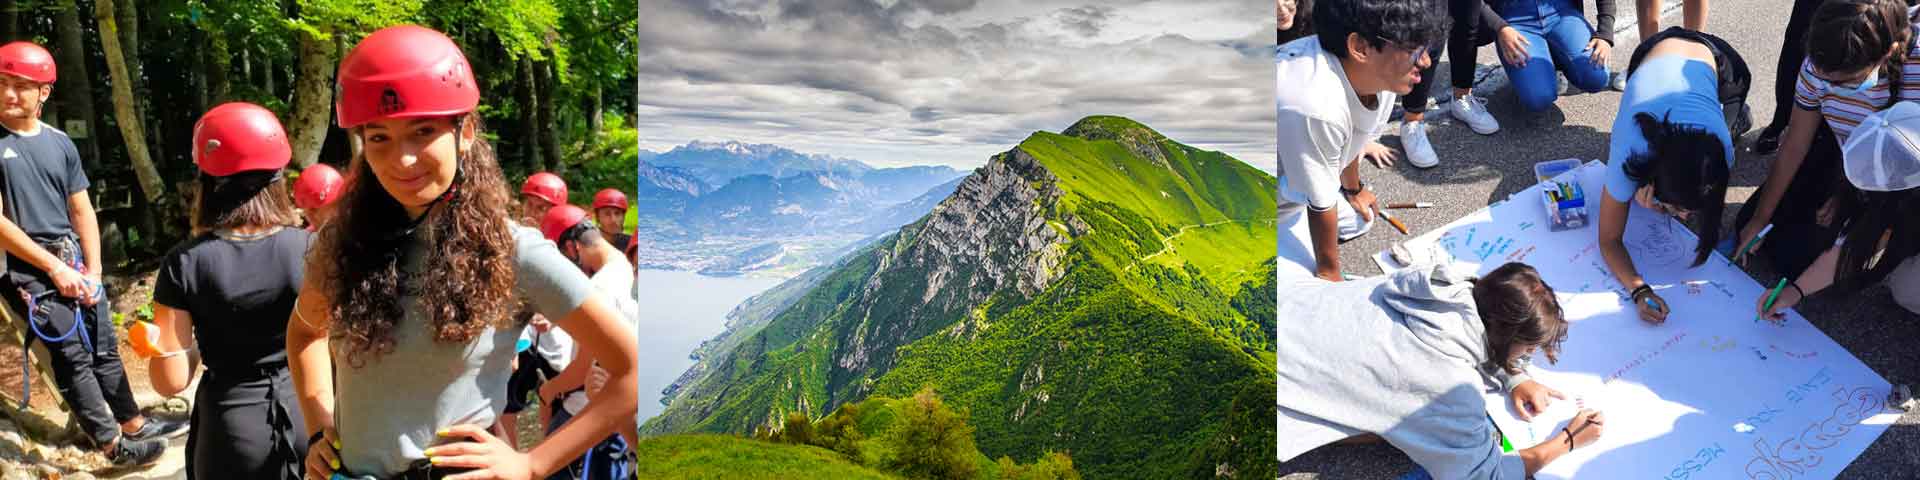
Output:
[
  {"xmin": 1276, "ymin": 0, "xmax": 1920, "ymax": 477},
  {"xmin": 0, "ymin": 24, "xmax": 642, "ymax": 480}
]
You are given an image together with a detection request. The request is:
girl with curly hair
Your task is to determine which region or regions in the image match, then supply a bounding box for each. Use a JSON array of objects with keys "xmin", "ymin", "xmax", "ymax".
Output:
[{"xmin": 286, "ymin": 25, "xmax": 639, "ymax": 480}]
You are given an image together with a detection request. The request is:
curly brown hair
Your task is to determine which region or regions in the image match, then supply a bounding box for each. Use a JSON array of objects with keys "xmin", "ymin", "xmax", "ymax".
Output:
[{"xmin": 312, "ymin": 114, "xmax": 518, "ymax": 367}]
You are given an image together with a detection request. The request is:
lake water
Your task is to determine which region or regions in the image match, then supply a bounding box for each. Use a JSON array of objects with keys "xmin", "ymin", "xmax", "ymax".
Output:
[{"xmin": 634, "ymin": 269, "xmax": 785, "ymax": 421}]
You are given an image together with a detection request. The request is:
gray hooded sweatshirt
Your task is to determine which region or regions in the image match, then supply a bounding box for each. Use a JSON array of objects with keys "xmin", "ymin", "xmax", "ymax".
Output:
[{"xmin": 1277, "ymin": 262, "xmax": 1530, "ymax": 479}]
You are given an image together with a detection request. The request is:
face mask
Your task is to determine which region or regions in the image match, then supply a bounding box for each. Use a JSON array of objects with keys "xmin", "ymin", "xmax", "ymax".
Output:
[{"xmin": 1830, "ymin": 68, "xmax": 1881, "ymax": 96}]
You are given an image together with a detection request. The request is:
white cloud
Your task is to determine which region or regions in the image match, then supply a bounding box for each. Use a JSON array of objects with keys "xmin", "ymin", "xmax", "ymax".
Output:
[{"xmin": 638, "ymin": 0, "xmax": 1276, "ymax": 170}]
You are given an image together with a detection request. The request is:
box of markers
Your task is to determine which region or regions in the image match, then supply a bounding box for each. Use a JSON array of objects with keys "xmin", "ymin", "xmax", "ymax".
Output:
[{"xmin": 1534, "ymin": 159, "xmax": 1588, "ymax": 231}]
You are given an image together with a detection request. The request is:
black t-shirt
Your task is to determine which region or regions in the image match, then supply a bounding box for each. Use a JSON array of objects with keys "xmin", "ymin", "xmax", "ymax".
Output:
[
  {"xmin": 0, "ymin": 122, "xmax": 88, "ymax": 246},
  {"xmin": 610, "ymin": 232, "xmax": 633, "ymax": 251},
  {"xmin": 152, "ymin": 228, "xmax": 311, "ymax": 371}
]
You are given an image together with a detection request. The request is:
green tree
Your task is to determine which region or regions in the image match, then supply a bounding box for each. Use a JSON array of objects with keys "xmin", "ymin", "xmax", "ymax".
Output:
[
  {"xmin": 880, "ymin": 387, "xmax": 978, "ymax": 480},
  {"xmin": 778, "ymin": 411, "xmax": 813, "ymax": 446},
  {"xmin": 814, "ymin": 401, "xmax": 865, "ymax": 459}
]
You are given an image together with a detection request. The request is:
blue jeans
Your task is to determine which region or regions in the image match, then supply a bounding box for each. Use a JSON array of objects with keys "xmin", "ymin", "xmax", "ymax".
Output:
[
  {"xmin": 544, "ymin": 395, "xmax": 633, "ymax": 480},
  {"xmin": 1498, "ymin": 0, "xmax": 1611, "ymax": 112}
]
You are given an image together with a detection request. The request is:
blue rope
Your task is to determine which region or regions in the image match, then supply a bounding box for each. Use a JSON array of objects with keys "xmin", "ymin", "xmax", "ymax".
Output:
[{"xmin": 18, "ymin": 256, "xmax": 97, "ymax": 405}]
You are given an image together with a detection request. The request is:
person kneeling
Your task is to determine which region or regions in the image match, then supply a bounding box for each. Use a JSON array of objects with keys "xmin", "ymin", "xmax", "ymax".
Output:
[{"xmin": 1277, "ymin": 262, "xmax": 1603, "ymax": 478}]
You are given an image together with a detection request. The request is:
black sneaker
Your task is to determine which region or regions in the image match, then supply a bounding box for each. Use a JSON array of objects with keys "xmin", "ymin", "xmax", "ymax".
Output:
[
  {"xmin": 107, "ymin": 436, "xmax": 165, "ymax": 468},
  {"xmin": 123, "ymin": 417, "xmax": 189, "ymax": 442},
  {"xmin": 1753, "ymin": 124, "xmax": 1784, "ymax": 155}
]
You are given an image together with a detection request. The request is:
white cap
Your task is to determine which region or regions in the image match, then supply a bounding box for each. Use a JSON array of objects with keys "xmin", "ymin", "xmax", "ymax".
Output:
[{"xmin": 1842, "ymin": 101, "xmax": 1920, "ymax": 192}]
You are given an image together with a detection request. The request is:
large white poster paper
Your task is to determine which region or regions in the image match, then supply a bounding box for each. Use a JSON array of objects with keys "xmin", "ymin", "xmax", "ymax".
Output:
[{"xmin": 1373, "ymin": 161, "xmax": 1901, "ymax": 479}]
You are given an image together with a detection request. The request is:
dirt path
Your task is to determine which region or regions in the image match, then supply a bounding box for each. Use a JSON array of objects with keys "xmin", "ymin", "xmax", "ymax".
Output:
[{"xmin": 1126, "ymin": 219, "xmax": 1244, "ymax": 271}]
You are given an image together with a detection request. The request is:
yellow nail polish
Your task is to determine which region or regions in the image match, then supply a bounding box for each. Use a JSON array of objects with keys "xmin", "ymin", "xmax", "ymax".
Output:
[
  {"xmin": 332, "ymin": 438, "xmax": 341, "ymax": 449},
  {"xmin": 429, "ymin": 456, "xmax": 442, "ymax": 465},
  {"xmin": 330, "ymin": 458, "xmax": 340, "ymax": 470},
  {"xmin": 436, "ymin": 428, "xmax": 448, "ymax": 436}
]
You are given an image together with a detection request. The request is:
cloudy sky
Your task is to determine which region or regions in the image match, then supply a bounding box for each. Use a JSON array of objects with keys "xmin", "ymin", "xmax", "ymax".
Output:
[{"xmin": 637, "ymin": 0, "xmax": 1276, "ymax": 170}]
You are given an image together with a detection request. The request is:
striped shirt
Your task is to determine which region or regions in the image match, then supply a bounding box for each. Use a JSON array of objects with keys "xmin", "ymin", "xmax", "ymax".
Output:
[{"xmin": 1793, "ymin": 14, "xmax": 1920, "ymax": 142}]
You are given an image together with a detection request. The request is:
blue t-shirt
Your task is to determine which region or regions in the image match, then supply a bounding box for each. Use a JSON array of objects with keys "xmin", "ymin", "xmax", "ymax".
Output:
[{"xmin": 1605, "ymin": 56, "xmax": 1734, "ymax": 203}]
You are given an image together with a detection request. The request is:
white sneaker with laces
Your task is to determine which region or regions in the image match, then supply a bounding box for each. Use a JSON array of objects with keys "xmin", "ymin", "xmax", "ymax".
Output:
[
  {"xmin": 1446, "ymin": 95, "xmax": 1500, "ymax": 135},
  {"xmin": 1401, "ymin": 120, "xmax": 1440, "ymax": 169}
]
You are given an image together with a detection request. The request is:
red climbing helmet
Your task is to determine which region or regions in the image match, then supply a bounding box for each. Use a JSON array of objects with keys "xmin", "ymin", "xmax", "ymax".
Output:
[
  {"xmin": 192, "ymin": 102, "xmax": 291, "ymax": 177},
  {"xmin": 540, "ymin": 204, "xmax": 591, "ymax": 243},
  {"xmin": 294, "ymin": 163, "xmax": 345, "ymax": 210},
  {"xmin": 0, "ymin": 42, "xmax": 54, "ymax": 84},
  {"xmin": 334, "ymin": 25, "xmax": 479, "ymax": 129},
  {"xmin": 522, "ymin": 172, "xmax": 568, "ymax": 205},
  {"xmin": 592, "ymin": 188, "xmax": 629, "ymax": 212}
]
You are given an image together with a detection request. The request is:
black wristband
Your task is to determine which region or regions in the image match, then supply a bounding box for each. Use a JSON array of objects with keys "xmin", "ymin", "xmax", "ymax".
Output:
[
  {"xmin": 1563, "ymin": 426, "xmax": 1575, "ymax": 450},
  {"xmin": 1789, "ymin": 281, "xmax": 1806, "ymax": 299},
  {"xmin": 1631, "ymin": 284, "xmax": 1653, "ymax": 301},
  {"xmin": 310, "ymin": 431, "xmax": 326, "ymax": 449},
  {"xmin": 1340, "ymin": 183, "xmax": 1366, "ymax": 196}
]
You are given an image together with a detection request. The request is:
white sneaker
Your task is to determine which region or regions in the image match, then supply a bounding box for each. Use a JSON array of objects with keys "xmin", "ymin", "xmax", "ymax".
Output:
[
  {"xmin": 1446, "ymin": 95, "xmax": 1501, "ymax": 135},
  {"xmin": 1401, "ymin": 121, "xmax": 1440, "ymax": 169}
]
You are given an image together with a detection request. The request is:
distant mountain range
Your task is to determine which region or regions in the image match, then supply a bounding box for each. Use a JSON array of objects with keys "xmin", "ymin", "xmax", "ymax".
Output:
[{"xmin": 637, "ymin": 141, "xmax": 969, "ymax": 246}]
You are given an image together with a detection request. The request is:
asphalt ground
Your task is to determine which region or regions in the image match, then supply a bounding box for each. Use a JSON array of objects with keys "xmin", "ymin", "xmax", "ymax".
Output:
[{"xmin": 1278, "ymin": 0, "xmax": 1920, "ymax": 477}]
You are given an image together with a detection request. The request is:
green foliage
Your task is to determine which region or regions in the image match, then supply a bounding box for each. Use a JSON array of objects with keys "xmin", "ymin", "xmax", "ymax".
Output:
[
  {"xmin": 779, "ymin": 411, "xmax": 815, "ymax": 445},
  {"xmin": 1181, "ymin": 377, "xmax": 1279, "ymax": 479},
  {"xmin": 286, "ymin": 0, "xmax": 424, "ymax": 40},
  {"xmin": 1022, "ymin": 452, "xmax": 1082, "ymax": 480},
  {"xmin": 633, "ymin": 434, "xmax": 897, "ymax": 480},
  {"xmin": 815, "ymin": 402, "xmax": 867, "ymax": 459},
  {"xmin": 878, "ymin": 387, "xmax": 979, "ymax": 480},
  {"xmin": 555, "ymin": 116, "xmax": 639, "ymax": 206}
]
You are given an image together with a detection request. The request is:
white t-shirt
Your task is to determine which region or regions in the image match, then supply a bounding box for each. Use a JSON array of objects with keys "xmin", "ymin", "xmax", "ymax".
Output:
[
  {"xmin": 562, "ymin": 253, "xmax": 640, "ymax": 414},
  {"xmin": 1277, "ymin": 36, "xmax": 1394, "ymax": 215}
]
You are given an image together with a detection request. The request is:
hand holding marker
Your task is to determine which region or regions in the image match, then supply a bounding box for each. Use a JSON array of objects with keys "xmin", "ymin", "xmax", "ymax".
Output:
[{"xmin": 1759, "ymin": 278, "xmax": 1788, "ymax": 324}]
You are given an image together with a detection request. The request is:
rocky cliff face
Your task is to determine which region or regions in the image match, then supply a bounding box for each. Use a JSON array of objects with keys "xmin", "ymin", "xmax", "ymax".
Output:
[{"xmin": 827, "ymin": 147, "xmax": 1070, "ymax": 396}]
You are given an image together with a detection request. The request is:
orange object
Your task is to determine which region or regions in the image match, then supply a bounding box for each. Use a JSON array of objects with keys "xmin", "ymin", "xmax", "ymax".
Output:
[
  {"xmin": 127, "ymin": 320, "xmax": 164, "ymax": 358},
  {"xmin": 1375, "ymin": 207, "xmax": 1410, "ymax": 235}
]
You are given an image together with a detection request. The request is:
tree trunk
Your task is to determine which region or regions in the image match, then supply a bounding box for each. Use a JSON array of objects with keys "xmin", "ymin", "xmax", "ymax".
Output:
[
  {"xmin": 1, "ymin": 0, "xmax": 16, "ymax": 42},
  {"xmin": 287, "ymin": 32, "xmax": 336, "ymax": 169},
  {"xmin": 265, "ymin": 56, "xmax": 277, "ymax": 101},
  {"xmin": 535, "ymin": 61, "xmax": 562, "ymax": 175},
  {"xmin": 115, "ymin": 0, "xmax": 137, "ymax": 78},
  {"xmin": 192, "ymin": 31, "xmax": 206, "ymax": 113},
  {"xmin": 53, "ymin": 1, "xmax": 98, "ymax": 171},
  {"xmin": 208, "ymin": 33, "xmax": 230, "ymax": 103},
  {"xmin": 589, "ymin": 83, "xmax": 603, "ymax": 140},
  {"xmin": 95, "ymin": 0, "xmax": 162, "ymax": 203},
  {"xmin": 518, "ymin": 57, "xmax": 542, "ymax": 171}
]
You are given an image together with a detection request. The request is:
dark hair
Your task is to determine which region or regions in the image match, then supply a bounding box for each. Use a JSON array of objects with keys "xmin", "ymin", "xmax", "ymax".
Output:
[
  {"xmin": 559, "ymin": 220, "xmax": 602, "ymax": 251},
  {"xmin": 1278, "ymin": 0, "xmax": 1316, "ymax": 45},
  {"xmin": 1471, "ymin": 263, "xmax": 1567, "ymax": 374},
  {"xmin": 1622, "ymin": 112, "xmax": 1729, "ymax": 267},
  {"xmin": 313, "ymin": 113, "xmax": 518, "ymax": 367},
  {"xmin": 1312, "ymin": 0, "xmax": 1449, "ymax": 58},
  {"xmin": 1827, "ymin": 186, "xmax": 1920, "ymax": 287},
  {"xmin": 1806, "ymin": 0, "xmax": 1910, "ymax": 99},
  {"xmin": 191, "ymin": 170, "xmax": 300, "ymax": 235}
]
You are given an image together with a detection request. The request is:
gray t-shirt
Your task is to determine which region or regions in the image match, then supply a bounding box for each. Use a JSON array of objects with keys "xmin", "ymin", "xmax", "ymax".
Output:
[
  {"xmin": 333, "ymin": 225, "xmax": 596, "ymax": 477},
  {"xmin": 0, "ymin": 121, "xmax": 88, "ymax": 249}
]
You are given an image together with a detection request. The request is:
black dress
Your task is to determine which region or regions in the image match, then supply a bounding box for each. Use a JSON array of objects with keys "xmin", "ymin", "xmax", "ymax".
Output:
[{"xmin": 153, "ymin": 228, "xmax": 312, "ymax": 479}]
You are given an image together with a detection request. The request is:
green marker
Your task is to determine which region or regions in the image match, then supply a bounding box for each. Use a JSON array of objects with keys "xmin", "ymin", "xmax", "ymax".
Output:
[
  {"xmin": 1759, "ymin": 278, "xmax": 1788, "ymax": 323},
  {"xmin": 1500, "ymin": 434, "xmax": 1514, "ymax": 453}
]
